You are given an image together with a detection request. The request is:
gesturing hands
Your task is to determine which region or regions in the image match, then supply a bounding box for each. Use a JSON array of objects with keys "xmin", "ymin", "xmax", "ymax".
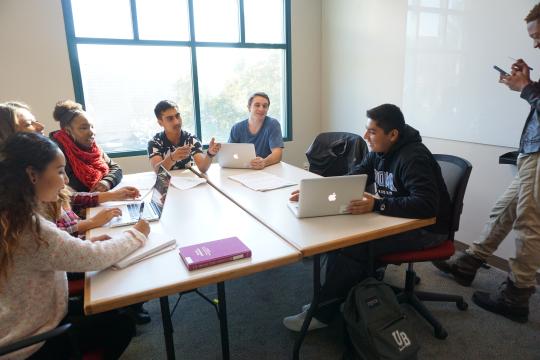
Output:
[
  {"xmin": 500, "ymin": 58, "xmax": 533, "ymax": 92},
  {"xmin": 170, "ymin": 144, "xmax": 192, "ymax": 162},
  {"xmin": 207, "ymin": 137, "xmax": 221, "ymax": 156}
]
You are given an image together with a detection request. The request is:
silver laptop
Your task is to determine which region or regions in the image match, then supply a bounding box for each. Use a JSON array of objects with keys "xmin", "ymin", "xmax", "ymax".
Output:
[
  {"xmin": 218, "ymin": 143, "xmax": 256, "ymax": 168},
  {"xmin": 106, "ymin": 166, "xmax": 172, "ymax": 227},
  {"xmin": 287, "ymin": 175, "xmax": 368, "ymax": 218}
]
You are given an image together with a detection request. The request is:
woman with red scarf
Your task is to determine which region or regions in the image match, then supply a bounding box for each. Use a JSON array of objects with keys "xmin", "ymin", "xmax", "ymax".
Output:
[{"xmin": 50, "ymin": 100, "xmax": 122, "ymax": 192}]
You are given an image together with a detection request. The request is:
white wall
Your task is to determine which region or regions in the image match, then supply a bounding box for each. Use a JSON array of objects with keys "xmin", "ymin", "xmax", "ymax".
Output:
[
  {"xmin": 321, "ymin": 0, "xmax": 524, "ymax": 262},
  {"xmin": 0, "ymin": 0, "xmax": 322, "ymax": 173}
]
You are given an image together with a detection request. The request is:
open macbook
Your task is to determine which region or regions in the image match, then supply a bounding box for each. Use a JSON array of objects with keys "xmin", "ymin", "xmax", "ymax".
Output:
[
  {"xmin": 104, "ymin": 166, "xmax": 172, "ymax": 228},
  {"xmin": 287, "ymin": 175, "xmax": 368, "ymax": 218},
  {"xmin": 218, "ymin": 143, "xmax": 256, "ymax": 168}
]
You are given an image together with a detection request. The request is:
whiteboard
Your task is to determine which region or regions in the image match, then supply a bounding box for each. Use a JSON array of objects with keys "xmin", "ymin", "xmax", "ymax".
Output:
[{"xmin": 402, "ymin": 0, "xmax": 538, "ymax": 148}]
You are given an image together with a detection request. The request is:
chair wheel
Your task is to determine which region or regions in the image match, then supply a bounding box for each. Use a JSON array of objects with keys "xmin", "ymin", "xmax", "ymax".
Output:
[
  {"xmin": 434, "ymin": 327, "xmax": 448, "ymax": 340},
  {"xmin": 415, "ymin": 275, "xmax": 421, "ymax": 285},
  {"xmin": 457, "ymin": 300, "xmax": 468, "ymax": 311}
]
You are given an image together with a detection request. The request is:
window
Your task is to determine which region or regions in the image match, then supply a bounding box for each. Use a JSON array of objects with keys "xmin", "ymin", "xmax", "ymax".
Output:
[{"xmin": 62, "ymin": 0, "xmax": 291, "ymax": 156}]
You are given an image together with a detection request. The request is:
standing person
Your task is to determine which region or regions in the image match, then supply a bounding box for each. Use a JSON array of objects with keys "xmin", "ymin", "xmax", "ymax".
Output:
[
  {"xmin": 434, "ymin": 3, "xmax": 540, "ymax": 323},
  {"xmin": 148, "ymin": 100, "xmax": 220, "ymax": 173},
  {"xmin": 283, "ymin": 104, "xmax": 450, "ymax": 331},
  {"xmin": 0, "ymin": 132, "xmax": 150, "ymax": 359},
  {"xmin": 228, "ymin": 92, "xmax": 284, "ymax": 170},
  {"xmin": 50, "ymin": 100, "xmax": 122, "ymax": 192}
]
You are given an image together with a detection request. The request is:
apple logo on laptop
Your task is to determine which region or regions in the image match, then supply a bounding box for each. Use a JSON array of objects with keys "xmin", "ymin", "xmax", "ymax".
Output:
[
  {"xmin": 233, "ymin": 153, "xmax": 239, "ymax": 160},
  {"xmin": 328, "ymin": 192, "xmax": 337, "ymax": 202}
]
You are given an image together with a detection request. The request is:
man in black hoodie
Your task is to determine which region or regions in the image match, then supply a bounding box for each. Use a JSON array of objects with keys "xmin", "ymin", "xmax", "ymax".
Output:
[{"xmin": 283, "ymin": 103, "xmax": 451, "ymax": 332}]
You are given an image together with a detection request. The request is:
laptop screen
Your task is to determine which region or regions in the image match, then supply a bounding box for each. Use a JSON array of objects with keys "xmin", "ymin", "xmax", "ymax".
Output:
[{"xmin": 151, "ymin": 166, "xmax": 172, "ymax": 211}]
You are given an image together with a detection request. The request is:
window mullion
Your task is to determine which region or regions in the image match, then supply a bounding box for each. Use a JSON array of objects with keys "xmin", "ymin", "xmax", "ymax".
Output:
[
  {"xmin": 188, "ymin": 0, "xmax": 203, "ymax": 141},
  {"xmin": 130, "ymin": 0, "xmax": 139, "ymax": 40},
  {"xmin": 239, "ymin": 0, "xmax": 245, "ymax": 43}
]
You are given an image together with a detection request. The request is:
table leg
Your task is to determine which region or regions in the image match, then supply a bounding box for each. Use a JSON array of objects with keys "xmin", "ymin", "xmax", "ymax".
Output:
[
  {"xmin": 217, "ymin": 282, "xmax": 230, "ymax": 360},
  {"xmin": 293, "ymin": 254, "xmax": 321, "ymax": 360},
  {"xmin": 160, "ymin": 296, "xmax": 176, "ymax": 360}
]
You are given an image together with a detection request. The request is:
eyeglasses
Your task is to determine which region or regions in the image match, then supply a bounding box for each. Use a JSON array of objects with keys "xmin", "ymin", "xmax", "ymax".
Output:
[{"xmin": 163, "ymin": 113, "xmax": 181, "ymax": 122}]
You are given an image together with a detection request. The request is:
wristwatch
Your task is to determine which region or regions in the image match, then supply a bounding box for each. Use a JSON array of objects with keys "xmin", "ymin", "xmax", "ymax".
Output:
[{"xmin": 374, "ymin": 199, "xmax": 385, "ymax": 212}]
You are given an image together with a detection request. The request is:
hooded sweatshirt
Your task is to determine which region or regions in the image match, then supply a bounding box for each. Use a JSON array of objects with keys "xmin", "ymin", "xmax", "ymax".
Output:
[{"xmin": 350, "ymin": 124, "xmax": 451, "ymax": 234}]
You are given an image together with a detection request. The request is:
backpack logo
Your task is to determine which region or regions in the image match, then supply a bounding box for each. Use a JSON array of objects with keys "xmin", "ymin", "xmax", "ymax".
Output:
[{"xmin": 392, "ymin": 330, "xmax": 411, "ymax": 352}]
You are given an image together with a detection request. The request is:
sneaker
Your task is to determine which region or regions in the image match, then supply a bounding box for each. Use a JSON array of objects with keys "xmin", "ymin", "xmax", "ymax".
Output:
[{"xmin": 283, "ymin": 310, "xmax": 328, "ymax": 332}]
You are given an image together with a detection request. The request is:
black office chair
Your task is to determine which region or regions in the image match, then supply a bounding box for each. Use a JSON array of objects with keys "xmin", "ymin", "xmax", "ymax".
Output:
[
  {"xmin": 378, "ymin": 154, "xmax": 472, "ymax": 339},
  {"xmin": 0, "ymin": 323, "xmax": 104, "ymax": 359},
  {"xmin": 305, "ymin": 132, "xmax": 368, "ymax": 177}
]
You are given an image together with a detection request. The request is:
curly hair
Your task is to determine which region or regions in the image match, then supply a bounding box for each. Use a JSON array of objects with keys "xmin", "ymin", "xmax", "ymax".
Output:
[
  {"xmin": 0, "ymin": 132, "xmax": 61, "ymax": 279},
  {"xmin": 53, "ymin": 99, "xmax": 84, "ymax": 129},
  {"xmin": 525, "ymin": 3, "xmax": 540, "ymax": 22}
]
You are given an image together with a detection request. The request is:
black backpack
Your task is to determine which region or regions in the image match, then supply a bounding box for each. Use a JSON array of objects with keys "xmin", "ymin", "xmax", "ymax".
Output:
[{"xmin": 342, "ymin": 278, "xmax": 420, "ymax": 360}]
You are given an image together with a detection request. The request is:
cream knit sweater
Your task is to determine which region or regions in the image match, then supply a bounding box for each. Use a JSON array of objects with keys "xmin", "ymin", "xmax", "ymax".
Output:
[{"xmin": 0, "ymin": 216, "xmax": 146, "ymax": 360}]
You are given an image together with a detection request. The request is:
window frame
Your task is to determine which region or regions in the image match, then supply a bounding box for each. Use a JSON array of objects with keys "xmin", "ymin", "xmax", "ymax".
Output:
[{"xmin": 61, "ymin": 0, "xmax": 292, "ymax": 158}]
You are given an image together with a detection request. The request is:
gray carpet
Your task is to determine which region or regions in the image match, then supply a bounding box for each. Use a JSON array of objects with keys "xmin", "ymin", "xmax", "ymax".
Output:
[{"xmin": 122, "ymin": 258, "xmax": 540, "ymax": 359}]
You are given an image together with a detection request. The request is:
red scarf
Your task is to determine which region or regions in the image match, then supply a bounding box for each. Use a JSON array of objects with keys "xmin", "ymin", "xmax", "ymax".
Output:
[{"xmin": 53, "ymin": 129, "xmax": 109, "ymax": 190}]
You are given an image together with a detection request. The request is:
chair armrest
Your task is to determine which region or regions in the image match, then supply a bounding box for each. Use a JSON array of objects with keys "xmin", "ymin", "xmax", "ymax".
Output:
[{"xmin": 0, "ymin": 323, "xmax": 72, "ymax": 356}]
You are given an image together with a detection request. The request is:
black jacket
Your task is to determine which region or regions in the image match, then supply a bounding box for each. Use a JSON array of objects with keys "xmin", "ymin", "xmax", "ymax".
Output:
[
  {"xmin": 350, "ymin": 125, "xmax": 451, "ymax": 234},
  {"xmin": 519, "ymin": 82, "xmax": 540, "ymax": 154},
  {"xmin": 50, "ymin": 131, "xmax": 123, "ymax": 192}
]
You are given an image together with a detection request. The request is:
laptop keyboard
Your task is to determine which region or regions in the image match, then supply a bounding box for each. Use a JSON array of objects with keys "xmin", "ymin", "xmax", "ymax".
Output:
[{"xmin": 127, "ymin": 203, "xmax": 141, "ymax": 219}]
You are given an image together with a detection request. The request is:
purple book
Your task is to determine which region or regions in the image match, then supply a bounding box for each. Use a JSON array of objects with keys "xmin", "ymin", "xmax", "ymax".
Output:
[{"xmin": 178, "ymin": 236, "xmax": 252, "ymax": 271}]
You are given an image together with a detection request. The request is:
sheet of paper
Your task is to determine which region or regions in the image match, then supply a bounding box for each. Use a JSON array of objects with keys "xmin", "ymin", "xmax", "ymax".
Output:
[
  {"xmin": 117, "ymin": 172, "xmax": 157, "ymax": 191},
  {"xmin": 112, "ymin": 233, "xmax": 177, "ymax": 269},
  {"xmin": 170, "ymin": 176, "xmax": 207, "ymax": 190},
  {"xmin": 228, "ymin": 171, "xmax": 296, "ymax": 192}
]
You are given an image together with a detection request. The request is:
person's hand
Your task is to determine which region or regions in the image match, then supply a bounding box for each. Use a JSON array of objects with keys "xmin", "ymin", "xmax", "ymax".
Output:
[
  {"xmin": 207, "ymin": 137, "xmax": 221, "ymax": 156},
  {"xmin": 109, "ymin": 186, "xmax": 140, "ymax": 201},
  {"xmin": 88, "ymin": 234, "xmax": 112, "ymax": 242},
  {"xmin": 91, "ymin": 181, "xmax": 110, "ymax": 192},
  {"xmin": 347, "ymin": 192, "xmax": 376, "ymax": 215},
  {"xmin": 133, "ymin": 219, "xmax": 150, "ymax": 237},
  {"xmin": 170, "ymin": 145, "xmax": 192, "ymax": 162},
  {"xmin": 289, "ymin": 189, "xmax": 300, "ymax": 202},
  {"xmin": 250, "ymin": 157, "xmax": 266, "ymax": 170},
  {"xmin": 500, "ymin": 58, "xmax": 533, "ymax": 92},
  {"xmin": 89, "ymin": 207, "xmax": 122, "ymax": 227}
]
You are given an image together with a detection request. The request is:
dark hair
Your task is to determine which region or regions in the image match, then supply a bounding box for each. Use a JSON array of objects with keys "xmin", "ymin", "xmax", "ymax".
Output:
[
  {"xmin": 366, "ymin": 104, "xmax": 405, "ymax": 134},
  {"xmin": 0, "ymin": 104, "xmax": 18, "ymax": 143},
  {"xmin": 247, "ymin": 92, "xmax": 270, "ymax": 107},
  {"xmin": 525, "ymin": 3, "xmax": 540, "ymax": 22},
  {"xmin": 154, "ymin": 100, "xmax": 178, "ymax": 118},
  {"xmin": 53, "ymin": 99, "xmax": 84, "ymax": 129},
  {"xmin": 0, "ymin": 132, "xmax": 61, "ymax": 279}
]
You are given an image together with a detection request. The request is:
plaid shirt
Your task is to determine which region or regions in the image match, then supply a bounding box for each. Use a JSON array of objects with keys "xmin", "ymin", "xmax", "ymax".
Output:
[{"xmin": 56, "ymin": 192, "xmax": 99, "ymax": 236}]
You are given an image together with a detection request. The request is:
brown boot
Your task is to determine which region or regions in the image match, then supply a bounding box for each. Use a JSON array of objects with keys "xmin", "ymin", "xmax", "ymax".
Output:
[
  {"xmin": 472, "ymin": 278, "xmax": 535, "ymax": 323},
  {"xmin": 432, "ymin": 250, "xmax": 484, "ymax": 286}
]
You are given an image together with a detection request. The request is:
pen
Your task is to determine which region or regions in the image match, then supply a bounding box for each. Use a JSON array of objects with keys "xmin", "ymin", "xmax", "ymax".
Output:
[
  {"xmin": 138, "ymin": 202, "xmax": 145, "ymax": 220},
  {"xmin": 508, "ymin": 57, "xmax": 534, "ymax": 71}
]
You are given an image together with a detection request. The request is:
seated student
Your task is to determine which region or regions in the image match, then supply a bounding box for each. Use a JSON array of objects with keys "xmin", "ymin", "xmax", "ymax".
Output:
[
  {"xmin": 228, "ymin": 92, "xmax": 284, "ymax": 170},
  {"xmin": 283, "ymin": 104, "xmax": 451, "ymax": 331},
  {"xmin": 148, "ymin": 100, "xmax": 220, "ymax": 173},
  {"xmin": 0, "ymin": 132, "xmax": 150, "ymax": 359},
  {"xmin": 0, "ymin": 101, "xmax": 45, "ymax": 136},
  {"xmin": 0, "ymin": 103, "xmax": 139, "ymax": 237},
  {"xmin": 50, "ymin": 100, "xmax": 122, "ymax": 192}
]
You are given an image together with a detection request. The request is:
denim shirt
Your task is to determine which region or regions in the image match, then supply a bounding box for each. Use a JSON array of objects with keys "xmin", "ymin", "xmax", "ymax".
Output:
[{"xmin": 519, "ymin": 82, "xmax": 540, "ymax": 154}]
